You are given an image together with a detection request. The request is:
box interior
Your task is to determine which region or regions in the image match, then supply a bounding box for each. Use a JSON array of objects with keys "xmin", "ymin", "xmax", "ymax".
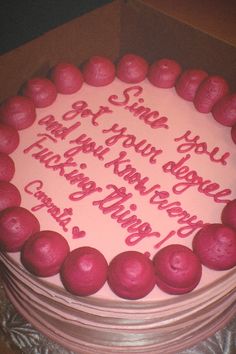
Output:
[
  {"xmin": 119, "ymin": 0, "xmax": 236, "ymax": 89},
  {"xmin": 0, "ymin": 0, "xmax": 235, "ymax": 102}
]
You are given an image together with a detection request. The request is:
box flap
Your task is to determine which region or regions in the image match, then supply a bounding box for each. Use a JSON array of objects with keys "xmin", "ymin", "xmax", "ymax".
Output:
[
  {"xmin": 119, "ymin": 0, "xmax": 236, "ymax": 90},
  {"xmin": 0, "ymin": 1, "xmax": 121, "ymax": 102}
]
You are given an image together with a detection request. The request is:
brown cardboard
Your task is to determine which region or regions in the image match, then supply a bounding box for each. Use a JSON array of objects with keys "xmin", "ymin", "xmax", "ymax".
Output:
[
  {"xmin": 119, "ymin": 0, "xmax": 236, "ymax": 90},
  {"xmin": 143, "ymin": 0, "xmax": 236, "ymax": 47},
  {"xmin": 0, "ymin": 1, "xmax": 121, "ymax": 102},
  {"xmin": 0, "ymin": 0, "xmax": 235, "ymax": 100}
]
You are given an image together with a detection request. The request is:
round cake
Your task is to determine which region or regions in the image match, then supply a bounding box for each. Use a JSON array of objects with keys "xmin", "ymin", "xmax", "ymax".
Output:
[{"xmin": 0, "ymin": 54, "xmax": 235, "ymax": 354}]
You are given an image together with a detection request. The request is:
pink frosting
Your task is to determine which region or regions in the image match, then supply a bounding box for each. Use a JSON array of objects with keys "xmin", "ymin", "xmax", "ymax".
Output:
[
  {"xmin": 0, "ymin": 55, "xmax": 235, "ymax": 301},
  {"xmin": 153, "ymin": 244, "xmax": 202, "ymax": 295},
  {"xmin": 193, "ymin": 223, "xmax": 236, "ymax": 270},
  {"xmin": 0, "ymin": 96, "xmax": 36, "ymax": 130},
  {"xmin": 194, "ymin": 76, "xmax": 229, "ymax": 113},
  {"xmin": 0, "ymin": 153, "xmax": 15, "ymax": 181},
  {"xmin": 175, "ymin": 69, "xmax": 208, "ymax": 101},
  {"xmin": 21, "ymin": 230, "xmax": 70, "ymax": 277},
  {"xmin": 148, "ymin": 58, "xmax": 181, "ymax": 88},
  {"xmin": 212, "ymin": 93, "xmax": 236, "ymax": 127},
  {"xmin": 61, "ymin": 246, "xmax": 108, "ymax": 296},
  {"xmin": 51, "ymin": 63, "xmax": 84, "ymax": 94},
  {"xmin": 23, "ymin": 77, "xmax": 57, "ymax": 108},
  {"xmin": 231, "ymin": 123, "xmax": 236, "ymax": 144},
  {"xmin": 0, "ymin": 206, "xmax": 40, "ymax": 252},
  {"xmin": 108, "ymin": 251, "xmax": 156, "ymax": 299},
  {"xmin": 0, "ymin": 123, "xmax": 19, "ymax": 154},
  {"xmin": 117, "ymin": 54, "xmax": 148, "ymax": 83},
  {"xmin": 221, "ymin": 199, "xmax": 236, "ymax": 230},
  {"xmin": 82, "ymin": 56, "xmax": 115, "ymax": 87},
  {"xmin": 0, "ymin": 181, "xmax": 21, "ymax": 212}
]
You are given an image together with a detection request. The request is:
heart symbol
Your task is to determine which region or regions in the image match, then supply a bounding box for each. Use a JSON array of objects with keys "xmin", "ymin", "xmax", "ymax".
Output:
[{"xmin": 72, "ymin": 226, "xmax": 86, "ymax": 239}]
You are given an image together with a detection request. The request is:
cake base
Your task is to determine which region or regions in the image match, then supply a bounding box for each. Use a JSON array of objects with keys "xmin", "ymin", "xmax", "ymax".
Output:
[{"xmin": 1, "ymin": 253, "xmax": 235, "ymax": 354}]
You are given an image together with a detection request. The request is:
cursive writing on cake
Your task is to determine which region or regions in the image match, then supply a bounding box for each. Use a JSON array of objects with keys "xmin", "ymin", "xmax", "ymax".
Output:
[{"xmin": 174, "ymin": 130, "xmax": 230, "ymax": 165}]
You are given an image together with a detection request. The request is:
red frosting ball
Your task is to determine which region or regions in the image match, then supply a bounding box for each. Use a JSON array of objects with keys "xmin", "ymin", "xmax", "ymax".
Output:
[
  {"xmin": 153, "ymin": 244, "xmax": 202, "ymax": 295},
  {"xmin": 51, "ymin": 63, "xmax": 84, "ymax": 94},
  {"xmin": 82, "ymin": 56, "xmax": 115, "ymax": 86},
  {"xmin": 108, "ymin": 251, "xmax": 155, "ymax": 300},
  {"xmin": 0, "ymin": 96, "xmax": 36, "ymax": 130},
  {"xmin": 175, "ymin": 69, "xmax": 208, "ymax": 101},
  {"xmin": 23, "ymin": 77, "xmax": 57, "ymax": 108},
  {"xmin": 193, "ymin": 224, "xmax": 236, "ymax": 270},
  {"xmin": 0, "ymin": 153, "xmax": 15, "ymax": 181},
  {"xmin": 0, "ymin": 181, "xmax": 21, "ymax": 212},
  {"xmin": 0, "ymin": 123, "xmax": 19, "ymax": 154},
  {"xmin": 0, "ymin": 207, "xmax": 40, "ymax": 252},
  {"xmin": 194, "ymin": 76, "xmax": 229, "ymax": 113},
  {"xmin": 117, "ymin": 54, "xmax": 148, "ymax": 83},
  {"xmin": 231, "ymin": 124, "xmax": 236, "ymax": 144},
  {"xmin": 148, "ymin": 58, "xmax": 181, "ymax": 88},
  {"xmin": 221, "ymin": 199, "xmax": 236, "ymax": 231},
  {"xmin": 212, "ymin": 93, "xmax": 236, "ymax": 127},
  {"xmin": 61, "ymin": 246, "xmax": 108, "ymax": 296},
  {"xmin": 21, "ymin": 230, "xmax": 70, "ymax": 277}
]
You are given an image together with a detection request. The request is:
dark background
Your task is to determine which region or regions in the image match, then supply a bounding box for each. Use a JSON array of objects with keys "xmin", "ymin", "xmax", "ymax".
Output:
[{"xmin": 0, "ymin": 1, "xmax": 112, "ymax": 54}]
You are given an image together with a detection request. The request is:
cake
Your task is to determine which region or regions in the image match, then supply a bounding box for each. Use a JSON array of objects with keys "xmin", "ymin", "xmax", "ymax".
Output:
[{"xmin": 0, "ymin": 54, "xmax": 235, "ymax": 354}]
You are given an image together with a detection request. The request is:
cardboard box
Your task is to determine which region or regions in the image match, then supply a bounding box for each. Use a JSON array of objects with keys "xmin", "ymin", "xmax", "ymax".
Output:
[
  {"xmin": 0, "ymin": 0, "xmax": 236, "ymax": 103},
  {"xmin": 119, "ymin": 0, "xmax": 236, "ymax": 87}
]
